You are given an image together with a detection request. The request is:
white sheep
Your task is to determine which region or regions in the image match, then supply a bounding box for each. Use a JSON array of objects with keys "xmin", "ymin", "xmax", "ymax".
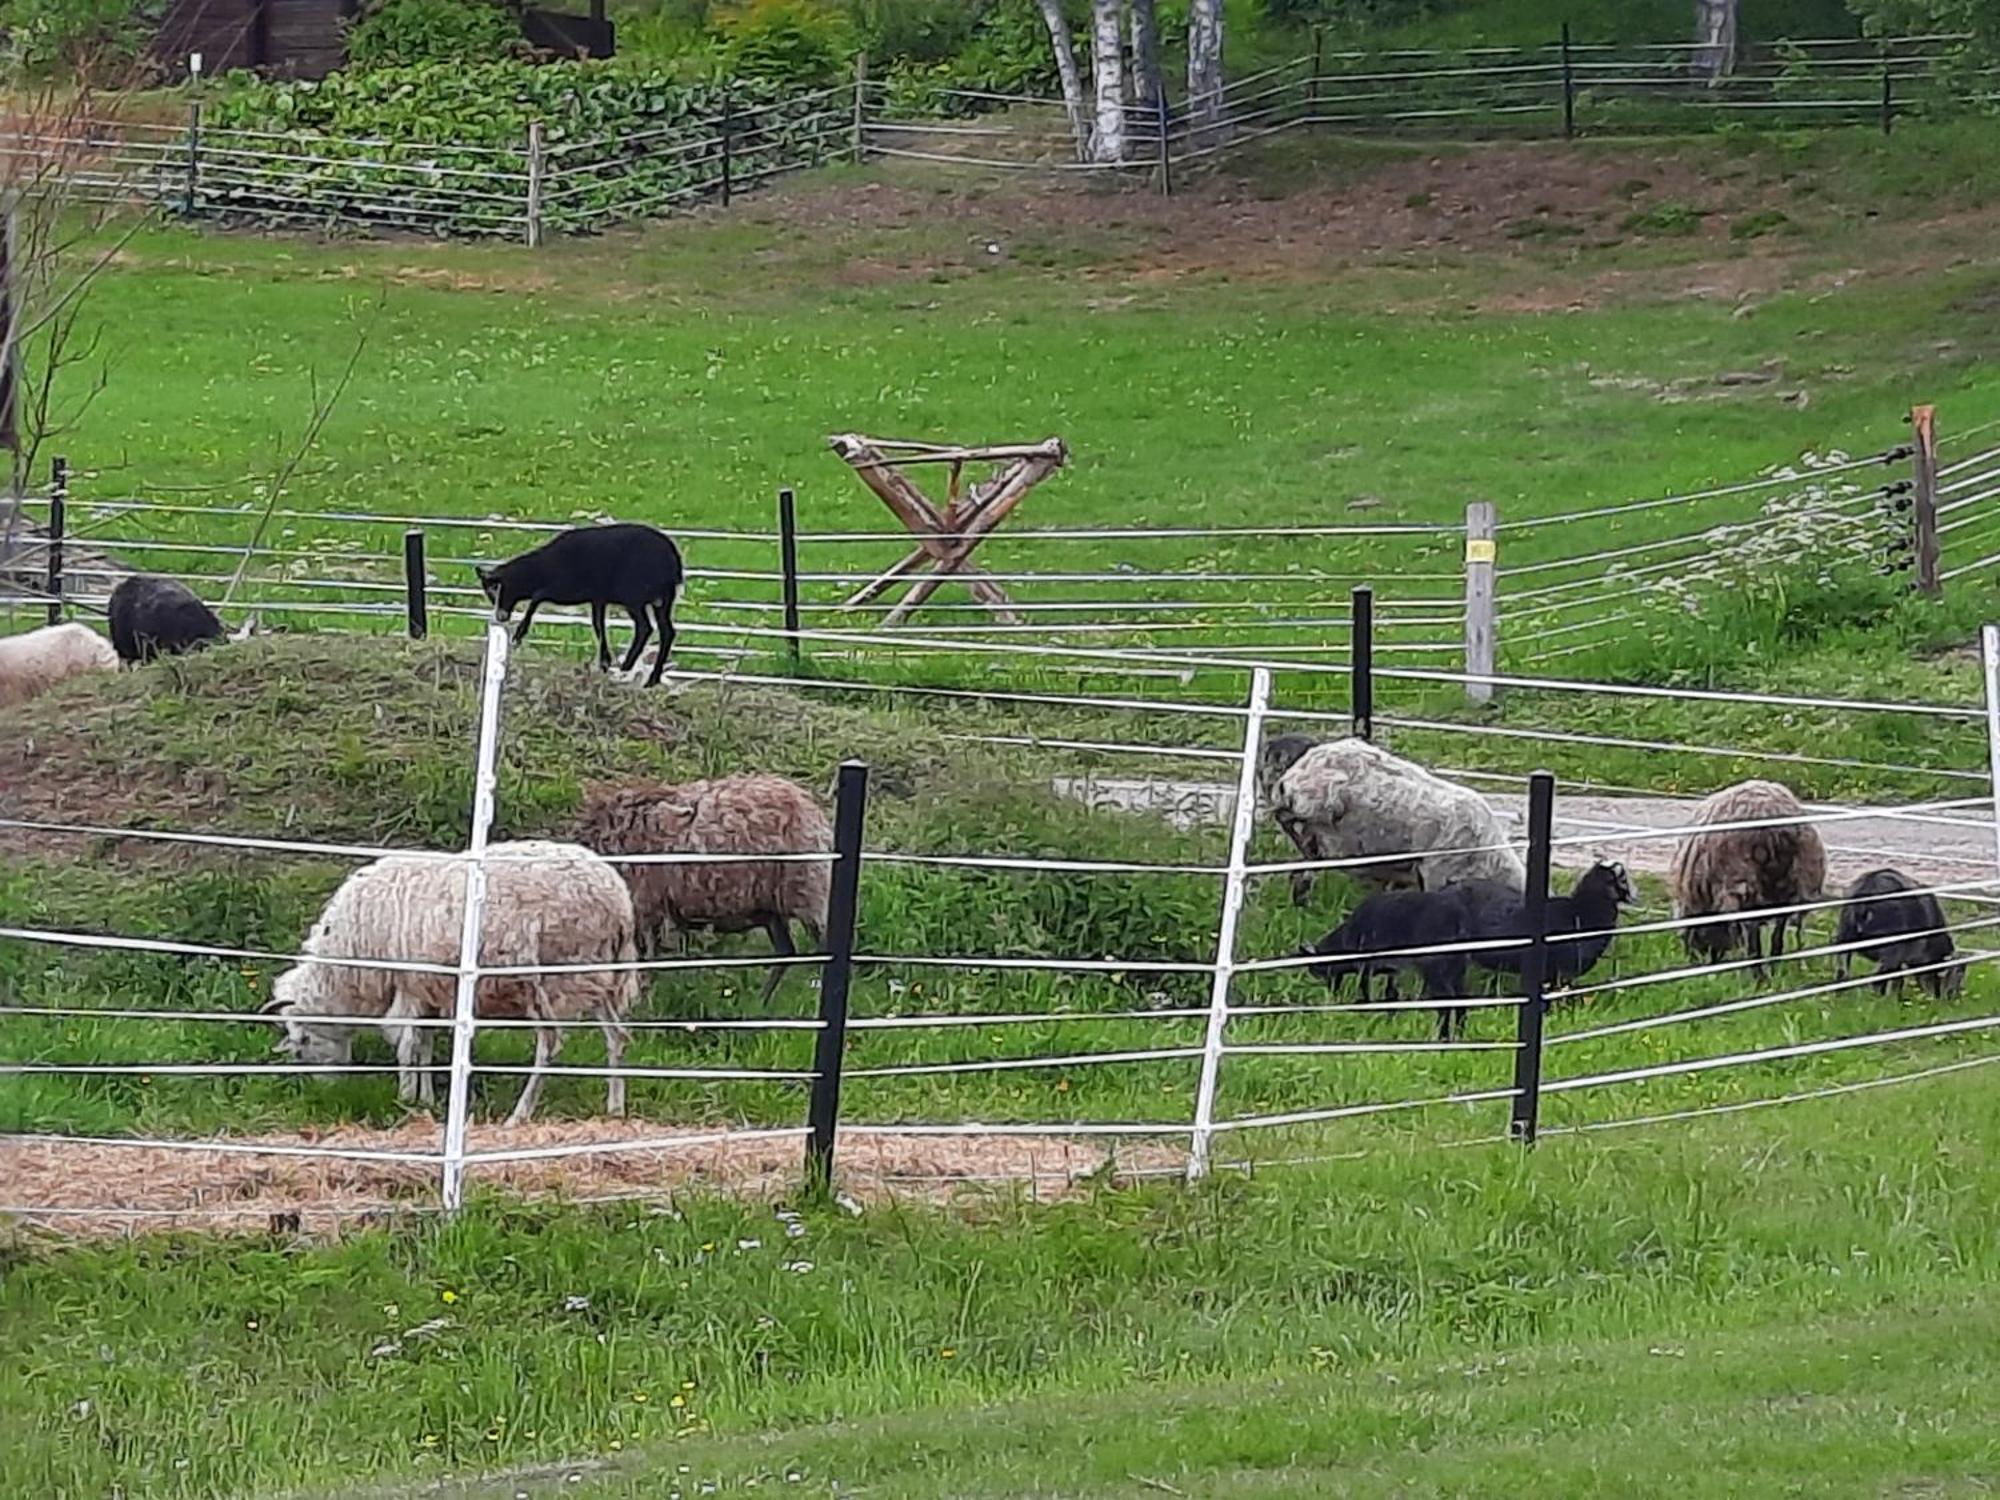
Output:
[
  {"xmin": 1266, "ymin": 736, "xmax": 1526, "ymax": 905},
  {"xmin": 0, "ymin": 622, "xmax": 118, "ymax": 708},
  {"xmin": 265, "ymin": 840, "xmax": 638, "ymax": 1126}
]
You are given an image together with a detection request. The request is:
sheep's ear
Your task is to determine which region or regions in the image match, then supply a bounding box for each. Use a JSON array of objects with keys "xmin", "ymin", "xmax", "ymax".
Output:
[{"xmin": 258, "ymin": 996, "xmax": 291, "ymax": 1016}]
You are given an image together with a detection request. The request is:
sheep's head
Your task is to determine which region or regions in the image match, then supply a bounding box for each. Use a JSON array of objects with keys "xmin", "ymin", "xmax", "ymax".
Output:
[
  {"xmin": 474, "ymin": 563, "xmax": 516, "ymax": 621},
  {"xmin": 263, "ymin": 966, "xmax": 356, "ymax": 1069},
  {"xmin": 1587, "ymin": 861, "xmax": 1636, "ymax": 907},
  {"xmin": 1257, "ymin": 734, "xmax": 1318, "ymax": 803},
  {"xmin": 1924, "ymin": 955, "xmax": 1967, "ymax": 1000}
]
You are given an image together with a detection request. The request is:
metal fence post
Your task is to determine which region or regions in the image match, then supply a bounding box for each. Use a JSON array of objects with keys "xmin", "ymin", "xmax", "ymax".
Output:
[
  {"xmin": 720, "ymin": 91, "xmax": 735, "ymax": 207},
  {"xmin": 404, "ymin": 528, "xmax": 428, "ymax": 640},
  {"xmin": 1509, "ymin": 770, "xmax": 1556, "ymax": 1144},
  {"xmin": 1982, "ymin": 625, "xmax": 2000, "ymax": 880},
  {"xmin": 1912, "ymin": 403, "xmax": 1940, "ymax": 596},
  {"xmin": 778, "ymin": 486, "xmax": 802, "ymax": 667},
  {"xmin": 45, "ymin": 456, "xmax": 67, "ymax": 627},
  {"xmin": 805, "ymin": 759, "xmax": 870, "ymax": 1195},
  {"xmin": 1351, "ymin": 585, "xmax": 1374, "ymax": 740},
  {"xmin": 440, "ymin": 624, "xmax": 509, "ymax": 1213},
  {"xmin": 852, "ymin": 51, "xmax": 868, "ymax": 164},
  {"xmin": 1465, "ymin": 501, "xmax": 1497, "ymax": 704},
  {"xmin": 1155, "ymin": 85, "xmax": 1172, "ymax": 197},
  {"xmin": 525, "ymin": 121, "xmax": 545, "ymax": 249},
  {"xmin": 1187, "ymin": 666, "xmax": 1272, "ymax": 1183},
  {"xmin": 1560, "ymin": 22, "xmax": 1576, "ymax": 139},
  {"xmin": 185, "ymin": 101, "xmax": 202, "ymax": 216},
  {"xmin": 0, "ymin": 189, "xmax": 18, "ymax": 463}
]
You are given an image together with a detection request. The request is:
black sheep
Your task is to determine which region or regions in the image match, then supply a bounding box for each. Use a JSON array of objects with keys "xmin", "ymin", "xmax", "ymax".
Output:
[
  {"xmin": 107, "ymin": 574, "xmax": 226, "ymax": 665},
  {"xmin": 1834, "ymin": 868, "xmax": 1965, "ymax": 998},
  {"xmin": 1444, "ymin": 861, "xmax": 1635, "ymax": 994},
  {"xmin": 1298, "ymin": 888, "xmax": 1474, "ymax": 1040},
  {"xmin": 475, "ymin": 523, "xmax": 684, "ymax": 687}
]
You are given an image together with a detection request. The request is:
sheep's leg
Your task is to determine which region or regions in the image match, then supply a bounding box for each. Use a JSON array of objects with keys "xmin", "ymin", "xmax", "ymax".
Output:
[
  {"xmin": 410, "ymin": 1022, "xmax": 435, "ymax": 1108},
  {"xmin": 647, "ymin": 598, "xmax": 678, "ymax": 687},
  {"xmin": 1747, "ymin": 920, "xmax": 1767, "ymax": 980},
  {"xmin": 506, "ymin": 1027, "xmax": 560, "ymax": 1127},
  {"xmin": 1834, "ymin": 949, "xmax": 1851, "ymax": 983},
  {"xmin": 510, "ymin": 598, "xmax": 542, "ymax": 646},
  {"xmin": 601, "ymin": 1013, "xmax": 629, "ymax": 1118},
  {"xmin": 1770, "ymin": 914, "xmax": 1787, "ymax": 963},
  {"xmin": 759, "ymin": 917, "xmax": 798, "ymax": 1004},
  {"xmin": 619, "ymin": 604, "xmax": 653, "ymax": 674},
  {"xmin": 590, "ymin": 601, "xmax": 613, "ymax": 670}
]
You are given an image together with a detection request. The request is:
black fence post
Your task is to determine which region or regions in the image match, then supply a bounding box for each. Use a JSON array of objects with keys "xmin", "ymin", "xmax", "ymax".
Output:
[
  {"xmin": 185, "ymin": 100, "xmax": 202, "ymax": 217},
  {"xmin": 804, "ymin": 759, "xmax": 869, "ymax": 1195},
  {"xmin": 1881, "ymin": 47, "xmax": 1894, "ymax": 137},
  {"xmin": 1560, "ymin": 22, "xmax": 1576, "ymax": 140},
  {"xmin": 720, "ymin": 91, "xmax": 734, "ymax": 207},
  {"xmin": 1509, "ymin": 770, "xmax": 1556, "ymax": 1144},
  {"xmin": 1350, "ymin": 584, "xmax": 1374, "ymax": 741},
  {"xmin": 778, "ymin": 486, "xmax": 802, "ymax": 667},
  {"xmin": 1310, "ymin": 25, "xmax": 1324, "ymax": 115},
  {"xmin": 45, "ymin": 455, "xmax": 67, "ymax": 627},
  {"xmin": 403, "ymin": 528, "xmax": 428, "ymax": 640}
]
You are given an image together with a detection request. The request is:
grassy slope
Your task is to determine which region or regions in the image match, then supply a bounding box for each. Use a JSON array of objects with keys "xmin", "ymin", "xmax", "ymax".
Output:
[{"xmin": 7, "ymin": 1069, "xmax": 1999, "ymax": 1497}]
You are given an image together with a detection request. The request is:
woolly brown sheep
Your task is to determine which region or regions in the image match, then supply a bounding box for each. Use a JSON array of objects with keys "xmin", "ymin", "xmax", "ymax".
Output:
[
  {"xmin": 1667, "ymin": 779, "xmax": 1828, "ymax": 976},
  {"xmin": 578, "ymin": 773, "xmax": 832, "ymax": 1001}
]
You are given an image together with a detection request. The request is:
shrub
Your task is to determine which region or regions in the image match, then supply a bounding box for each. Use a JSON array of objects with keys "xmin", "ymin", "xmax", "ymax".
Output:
[
  {"xmin": 345, "ymin": 0, "xmax": 523, "ymax": 69},
  {"xmin": 0, "ymin": 0, "xmax": 145, "ymax": 76},
  {"xmin": 714, "ymin": 0, "xmax": 852, "ymax": 85}
]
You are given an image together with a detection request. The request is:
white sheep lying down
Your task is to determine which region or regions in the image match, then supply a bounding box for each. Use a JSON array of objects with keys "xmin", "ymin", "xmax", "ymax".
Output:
[
  {"xmin": 0, "ymin": 622, "xmax": 118, "ymax": 708},
  {"xmin": 1268, "ymin": 736, "xmax": 1526, "ymax": 903},
  {"xmin": 265, "ymin": 840, "xmax": 639, "ymax": 1126}
]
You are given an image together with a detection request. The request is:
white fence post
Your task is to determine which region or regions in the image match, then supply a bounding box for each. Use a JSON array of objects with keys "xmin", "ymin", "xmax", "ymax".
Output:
[
  {"xmin": 1982, "ymin": 624, "xmax": 2000, "ymax": 883},
  {"xmin": 1187, "ymin": 665, "xmax": 1272, "ymax": 1182},
  {"xmin": 525, "ymin": 120, "xmax": 545, "ymax": 250},
  {"xmin": 1465, "ymin": 499, "xmax": 1497, "ymax": 704},
  {"xmin": 440, "ymin": 623, "xmax": 510, "ymax": 1213}
]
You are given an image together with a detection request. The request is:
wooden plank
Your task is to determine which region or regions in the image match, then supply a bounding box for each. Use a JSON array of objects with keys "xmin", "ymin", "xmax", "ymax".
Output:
[
  {"xmin": 1912, "ymin": 404, "xmax": 1940, "ymax": 596},
  {"xmin": 1464, "ymin": 500, "xmax": 1497, "ymax": 704}
]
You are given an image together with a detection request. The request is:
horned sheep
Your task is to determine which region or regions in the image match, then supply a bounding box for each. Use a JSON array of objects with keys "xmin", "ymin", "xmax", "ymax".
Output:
[
  {"xmin": 1263, "ymin": 735, "xmax": 1527, "ymax": 905},
  {"xmin": 1667, "ymin": 779, "xmax": 1827, "ymax": 975},
  {"xmin": 264, "ymin": 840, "xmax": 638, "ymax": 1126},
  {"xmin": 578, "ymin": 773, "xmax": 831, "ymax": 1000},
  {"xmin": 0, "ymin": 622, "xmax": 117, "ymax": 708}
]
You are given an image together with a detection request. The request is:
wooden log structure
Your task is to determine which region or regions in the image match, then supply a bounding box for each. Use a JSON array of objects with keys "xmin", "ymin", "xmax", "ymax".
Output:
[{"xmin": 827, "ymin": 434, "xmax": 1068, "ymax": 627}]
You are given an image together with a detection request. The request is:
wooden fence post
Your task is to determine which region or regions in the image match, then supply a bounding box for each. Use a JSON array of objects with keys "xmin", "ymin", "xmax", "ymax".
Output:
[
  {"xmin": 778, "ymin": 486, "xmax": 802, "ymax": 666},
  {"xmin": 1560, "ymin": 22, "xmax": 1576, "ymax": 139},
  {"xmin": 1881, "ymin": 45, "xmax": 1894, "ymax": 136},
  {"xmin": 1913, "ymin": 404, "xmax": 1940, "ymax": 596},
  {"xmin": 1466, "ymin": 500, "xmax": 1497, "ymax": 704},
  {"xmin": 1509, "ymin": 770, "xmax": 1556, "ymax": 1144},
  {"xmin": 1351, "ymin": 584, "xmax": 1374, "ymax": 741},
  {"xmin": 45, "ymin": 455, "xmax": 67, "ymax": 627},
  {"xmin": 804, "ymin": 759, "xmax": 869, "ymax": 1195},
  {"xmin": 852, "ymin": 52, "xmax": 868, "ymax": 165},
  {"xmin": 404, "ymin": 528, "xmax": 428, "ymax": 640},
  {"xmin": 1310, "ymin": 26, "xmax": 1324, "ymax": 115},
  {"xmin": 1155, "ymin": 86, "xmax": 1172, "ymax": 197},
  {"xmin": 525, "ymin": 121, "xmax": 545, "ymax": 249},
  {"xmin": 0, "ymin": 189, "xmax": 17, "ymax": 466},
  {"xmin": 720, "ymin": 91, "xmax": 734, "ymax": 207}
]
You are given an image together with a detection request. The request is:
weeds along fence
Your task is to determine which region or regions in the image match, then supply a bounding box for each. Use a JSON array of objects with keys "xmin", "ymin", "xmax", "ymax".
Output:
[
  {"xmin": 8, "ymin": 621, "xmax": 2000, "ymax": 1231},
  {"xmin": 1, "ymin": 402, "xmax": 1992, "ymax": 694},
  {"xmin": 2, "ymin": 33, "xmax": 1993, "ymax": 240}
]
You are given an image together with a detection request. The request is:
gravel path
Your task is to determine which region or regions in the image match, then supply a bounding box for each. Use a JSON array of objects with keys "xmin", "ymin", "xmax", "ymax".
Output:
[{"xmin": 1053, "ymin": 776, "xmax": 1997, "ymax": 891}]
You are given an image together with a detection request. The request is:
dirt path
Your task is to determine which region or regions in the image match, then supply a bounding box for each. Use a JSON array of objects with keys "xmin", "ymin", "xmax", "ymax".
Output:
[{"xmin": 1053, "ymin": 777, "xmax": 1997, "ymax": 891}]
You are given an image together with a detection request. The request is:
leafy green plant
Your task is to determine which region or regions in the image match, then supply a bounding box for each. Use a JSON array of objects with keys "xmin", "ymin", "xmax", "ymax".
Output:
[
  {"xmin": 0, "ymin": 0, "xmax": 144, "ymax": 76},
  {"xmin": 344, "ymin": 0, "xmax": 524, "ymax": 69},
  {"xmin": 1620, "ymin": 199, "xmax": 1705, "ymax": 235},
  {"xmin": 715, "ymin": 0, "xmax": 853, "ymax": 85}
]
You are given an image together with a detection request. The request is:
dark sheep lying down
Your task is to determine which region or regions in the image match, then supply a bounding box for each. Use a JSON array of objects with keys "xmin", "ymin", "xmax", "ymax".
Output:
[
  {"xmin": 108, "ymin": 574, "xmax": 226, "ymax": 664},
  {"xmin": 1834, "ymin": 867, "xmax": 1965, "ymax": 998}
]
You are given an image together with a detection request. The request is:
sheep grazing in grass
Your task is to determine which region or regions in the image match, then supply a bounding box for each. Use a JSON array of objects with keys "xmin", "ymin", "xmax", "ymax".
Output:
[
  {"xmin": 1834, "ymin": 867, "xmax": 1965, "ymax": 998},
  {"xmin": 107, "ymin": 574, "xmax": 227, "ymax": 664},
  {"xmin": 578, "ymin": 773, "xmax": 832, "ymax": 1001},
  {"xmin": 1445, "ymin": 861, "xmax": 1636, "ymax": 992},
  {"xmin": 1667, "ymin": 779, "xmax": 1827, "ymax": 976},
  {"xmin": 264, "ymin": 840, "xmax": 638, "ymax": 1126},
  {"xmin": 1266, "ymin": 736, "xmax": 1526, "ymax": 906},
  {"xmin": 0, "ymin": 622, "xmax": 117, "ymax": 708},
  {"xmin": 475, "ymin": 523, "xmax": 684, "ymax": 687},
  {"xmin": 1298, "ymin": 889, "xmax": 1474, "ymax": 1040}
]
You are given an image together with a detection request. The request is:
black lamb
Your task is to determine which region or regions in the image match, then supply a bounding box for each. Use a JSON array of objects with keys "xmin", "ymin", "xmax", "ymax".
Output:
[
  {"xmin": 1298, "ymin": 888, "xmax": 1474, "ymax": 1040},
  {"xmin": 1834, "ymin": 868, "xmax": 1965, "ymax": 998},
  {"xmin": 107, "ymin": 574, "xmax": 226, "ymax": 665},
  {"xmin": 1443, "ymin": 860, "xmax": 1636, "ymax": 994},
  {"xmin": 475, "ymin": 523, "xmax": 684, "ymax": 687}
]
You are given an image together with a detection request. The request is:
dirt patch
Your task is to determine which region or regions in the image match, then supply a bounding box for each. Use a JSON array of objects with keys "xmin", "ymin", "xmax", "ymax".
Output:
[{"xmin": 0, "ymin": 1120, "xmax": 1185, "ymax": 1239}]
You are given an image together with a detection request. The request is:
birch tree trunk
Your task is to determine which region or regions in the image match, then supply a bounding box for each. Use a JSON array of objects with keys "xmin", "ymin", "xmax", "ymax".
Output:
[
  {"xmin": 1186, "ymin": 0, "xmax": 1224, "ymax": 137},
  {"xmin": 1090, "ymin": 0, "xmax": 1128, "ymax": 162},
  {"xmin": 1037, "ymin": 0, "xmax": 1092, "ymax": 161},
  {"xmin": 1130, "ymin": 0, "xmax": 1164, "ymax": 114},
  {"xmin": 1691, "ymin": 0, "xmax": 1739, "ymax": 80}
]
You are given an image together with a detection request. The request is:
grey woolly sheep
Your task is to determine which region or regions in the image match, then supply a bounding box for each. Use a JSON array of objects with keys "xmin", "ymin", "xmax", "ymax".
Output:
[
  {"xmin": 1667, "ymin": 779, "xmax": 1827, "ymax": 976},
  {"xmin": 0, "ymin": 622, "xmax": 117, "ymax": 708},
  {"xmin": 1269, "ymin": 736, "xmax": 1526, "ymax": 906},
  {"xmin": 264, "ymin": 840, "xmax": 638, "ymax": 1126},
  {"xmin": 577, "ymin": 773, "xmax": 832, "ymax": 1001},
  {"xmin": 108, "ymin": 574, "xmax": 226, "ymax": 664}
]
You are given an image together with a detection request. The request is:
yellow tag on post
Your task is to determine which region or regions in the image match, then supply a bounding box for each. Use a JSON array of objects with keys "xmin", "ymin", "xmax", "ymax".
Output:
[{"xmin": 1466, "ymin": 538, "xmax": 1497, "ymax": 565}]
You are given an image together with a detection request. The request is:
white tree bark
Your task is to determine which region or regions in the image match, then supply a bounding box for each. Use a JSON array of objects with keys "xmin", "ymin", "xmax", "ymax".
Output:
[
  {"xmin": 1129, "ymin": 0, "xmax": 1164, "ymax": 113},
  {"xmin": 1186, "ymin": 0, "xmax": 1224, "ymax": 135},
  {"xmin": 1090, "ymin": 0, "xmax": 1128, "ymax": 162},
  {"xmin": 1037, "ymin": 0, "xmax": 1092, "ymax": 162},
  {"xmin": 1691, "ymin": 0, "xmax": 1739, "ymax": 81}
]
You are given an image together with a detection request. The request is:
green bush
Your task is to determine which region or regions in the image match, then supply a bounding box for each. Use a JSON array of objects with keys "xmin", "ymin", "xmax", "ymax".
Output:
[
  {"xmin": 344, "ymin": 0, "xmax": 523, "ymax": 69},
  {"xmin": 715, "ymin": 0, "xmax": 853, "ymax": 85},
  {"xmin": 0, "ymin": 0, "xmax": 144, "ymax": 76}
]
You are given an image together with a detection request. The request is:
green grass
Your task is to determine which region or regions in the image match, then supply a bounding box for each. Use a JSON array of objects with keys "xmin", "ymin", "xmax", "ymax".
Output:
[{"xmin": 7, "ymin": 1068, "xmax": 2000, "ymax": 1498}]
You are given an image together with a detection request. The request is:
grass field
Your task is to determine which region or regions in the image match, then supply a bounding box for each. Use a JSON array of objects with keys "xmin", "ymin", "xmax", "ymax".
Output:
[{"xmin": 6, "ymin": 120, "xmax": 2000, "ymax": 1498}]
